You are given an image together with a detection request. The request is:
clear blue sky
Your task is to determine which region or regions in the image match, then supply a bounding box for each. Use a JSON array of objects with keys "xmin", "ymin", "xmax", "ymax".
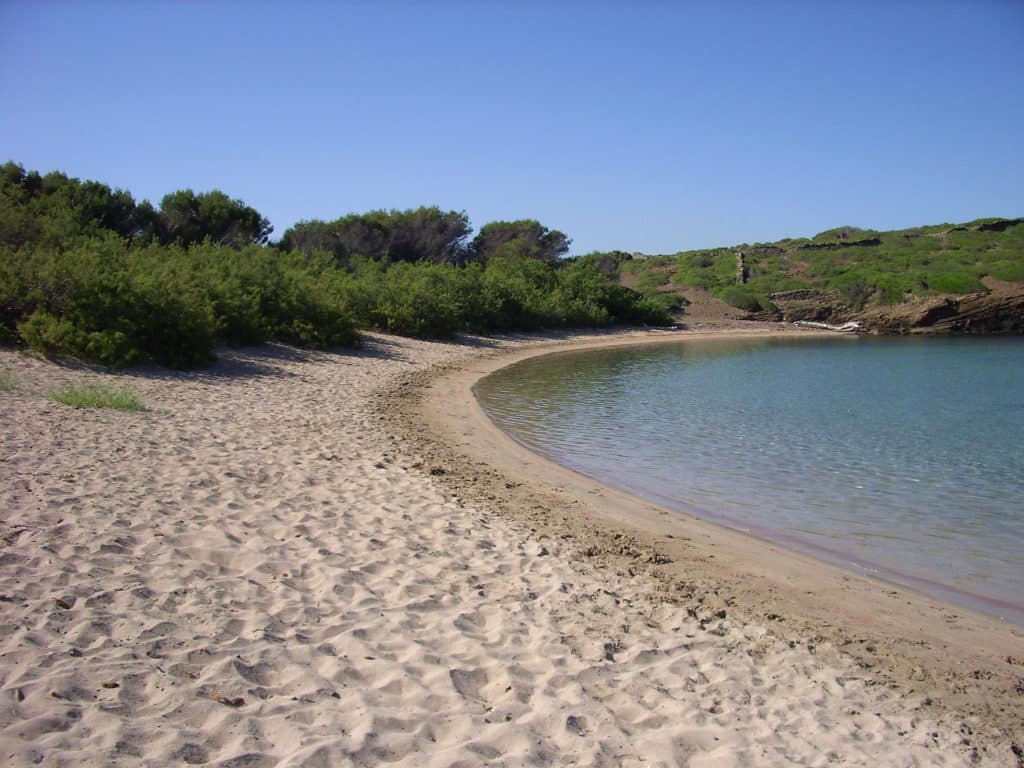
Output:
[{"xmin": 2, "ymin": 1, "xmax": 1022, "ymax": 254}]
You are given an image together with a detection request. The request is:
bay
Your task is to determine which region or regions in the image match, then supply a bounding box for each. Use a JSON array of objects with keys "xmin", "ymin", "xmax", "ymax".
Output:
[{"xmin": 476, "ymin": 336, "xmax": 1024, "ymax": 624}]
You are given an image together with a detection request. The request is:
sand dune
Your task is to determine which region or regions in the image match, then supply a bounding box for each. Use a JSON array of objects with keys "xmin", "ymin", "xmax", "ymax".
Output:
[{"xmin": 0, "ymin": 332, "xmax": 1018, "ymax": 766}]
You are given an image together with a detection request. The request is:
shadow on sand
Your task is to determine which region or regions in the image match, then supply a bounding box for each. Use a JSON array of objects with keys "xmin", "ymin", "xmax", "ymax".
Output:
[{"xmin": 27, "ymin": 331, "xmax": 510, "ymax": 383}]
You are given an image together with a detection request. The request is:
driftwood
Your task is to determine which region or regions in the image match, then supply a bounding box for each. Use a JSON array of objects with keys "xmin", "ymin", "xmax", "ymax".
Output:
[{"xmin": 793, "ymin": 320, "xmax": 866, "ymax": 333}]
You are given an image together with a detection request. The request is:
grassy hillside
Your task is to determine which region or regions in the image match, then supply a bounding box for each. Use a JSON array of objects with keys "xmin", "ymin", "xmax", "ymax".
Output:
[{"xmin": 611, "ymin": 217, "xmax": 1024, "ymax": 313}]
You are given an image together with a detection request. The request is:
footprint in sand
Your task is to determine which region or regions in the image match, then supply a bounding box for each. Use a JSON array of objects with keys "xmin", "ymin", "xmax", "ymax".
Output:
[
  {"xmin": 232, "ymin": 659, "xmax": 274, "ymax": 686},
  {"xmin": 449, "ymin": 667, "xmax": 488, "ymax": 703}
]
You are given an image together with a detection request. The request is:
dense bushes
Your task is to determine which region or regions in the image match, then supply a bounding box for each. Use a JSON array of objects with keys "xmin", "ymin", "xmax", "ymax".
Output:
[
  {"xmin": 0, "ymin": 236, "xmax": 670, "ymax": 368},
  {"xmin": 672, "ymin": 250, "xmax": 736, "ymax": 290},
  {"xmin": 0, "ymin": 161, "xmax": 675, "ymax": 368},
  {"xmin": 1, "ymin": 239, "xmax": 358, "ymax": 367},
  {"xmin": 474, "ymin": 253, "xmax": 554, "ymax": 331},
  {"xmin": 351, "ymin": 258, "xmax": 473, "ymax": 338},
  {"xmin": 4, "ymin": 239, "xmax": 217, "ymax": 367},
  {"xmin": 343, "ymin": 254, "xmax": 672, "ymax": 339},
  {"xmin": 192, "ymin": 245, "xmax": 357, "ymax": 349},
  {"xmin": 550, "ymin": 259, "xmax": 670, "ymax": 327}
]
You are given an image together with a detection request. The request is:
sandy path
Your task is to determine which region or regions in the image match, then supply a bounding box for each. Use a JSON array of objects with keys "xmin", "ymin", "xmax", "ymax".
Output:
[{"xmin": 0, "ymin": 333, "xmax": 1019, "ymax": 766}]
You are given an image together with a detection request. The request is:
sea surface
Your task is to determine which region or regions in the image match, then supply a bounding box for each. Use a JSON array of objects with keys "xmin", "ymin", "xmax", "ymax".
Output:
[{"xmin": 476, "ymin": 335, "xmax": 1024, "ymax": 624}]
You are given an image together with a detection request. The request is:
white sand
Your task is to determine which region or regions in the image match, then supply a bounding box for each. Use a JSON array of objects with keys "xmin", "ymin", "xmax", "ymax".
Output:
[{"xmin": 0, "ymin": 332, "xmax": 1019, "ymax": 767}]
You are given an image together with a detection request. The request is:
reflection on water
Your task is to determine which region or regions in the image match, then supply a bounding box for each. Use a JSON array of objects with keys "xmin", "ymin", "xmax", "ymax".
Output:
[{"xmin": 477, "ymin": 336, "xmax": 1024, "ymax": 624}]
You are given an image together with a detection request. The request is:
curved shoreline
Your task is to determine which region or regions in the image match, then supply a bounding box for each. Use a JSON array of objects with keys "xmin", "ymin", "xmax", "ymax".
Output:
[
  {"xmin": 390, "ymin": 326, "xmax": 1024, "ymax": 746},
  {"xmin": 474, "ymin": 338, "xmax": 1024, "ymax": 627}
]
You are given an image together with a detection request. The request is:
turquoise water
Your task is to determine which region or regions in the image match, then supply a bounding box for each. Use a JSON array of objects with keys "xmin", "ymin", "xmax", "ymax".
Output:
[{"xmin": 477, "ymin": 336, "xmax": 1024, "ymax": 624}]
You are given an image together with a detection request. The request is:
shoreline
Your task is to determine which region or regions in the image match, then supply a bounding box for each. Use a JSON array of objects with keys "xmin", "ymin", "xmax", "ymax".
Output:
[
  {"xmin": 489, "ymin": 427, "xmax": 1024, "ymax": 630},
  {"xmin": 473, "ymin": 338, "xmax": 1024, "ymax": 627},
  {"xmin": 387, "ymin": 325, "xmax": 1024, "ymax": 751}
]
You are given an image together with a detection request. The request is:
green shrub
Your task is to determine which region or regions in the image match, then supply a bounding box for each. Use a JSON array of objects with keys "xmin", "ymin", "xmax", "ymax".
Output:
[
  {"xmin": 8, "ymin": 238, "xmax": 218, "ymax": 367},
  {"xmin": 810, "ymin": 226, "xmax": 880, "ymax": 243},
  {"xmin": 547, "ymin": 260, "xmax": 614, "ymax": 326},
  {"xmin": 476, "ymin": 253, "xmax": 555, "ymax": 331},
  {"xmin": 876, "ymin": 286, "xmax": 904, "ymax": 304},
  {"xmin": 190, "ymin": 244, "xmax": 357, "ymax": 348},
  {"xmin": 991, "ymin": 261, "xmax": 1024, "ymax": 281},
  {"xmin": 840, "ymin": 280, "xmax": 873, "ymax": 310},
  {"xmin": 671, "ymin": 269, "xmax": 713, "ymax": 289},
  {"xmin": 50, "ymin": 381, "xmax": 145, "ymax": 410},
  {"xmin": 714, "ymin": 286, "xmax": 776, "ymax": 312},
  {"xmin": 925, "ymin": 270, "xmax": 987, "ymax": 294},
  {"xmin": 617, "ymin": 259, "xmax": 643, "ymax": 275},
  {"xmin": 826, "ymin": 269, "xmax": 910, "ymax": 306},
  {"xmin": 0, "ymin": 367, "xmax": 14, "ymax": 392},
  {"xmin": 17, "ymin": 310, "xmax": 80, "ymax": 355},
  {"xmin": 670, "ymin": 249, "xmax": 743, "ymax": 291},
  {"xmin": 578, "ymin": 251, "xmax": 633, "ymax": 277},
  {"xmin": 634, "ymin": 269, "xmax": 670, "ymax": 292},
  {"xmin": 551, "ymin": 260, "xmax": 673, "ymax": 326},
  {"xmin": 639, "ymin": 291, "xmax": 686, "ymax": 314},
  {"xmin": 17, "ymin": 309, "xmax": 141, "ymax": 368},
  {"xmin": 335, "ymin": 253, "xmax": 671, "ymax": 337},
  {"xmin": 3, "ymin": 238, "xmax": 358, "ymax": 367},
  {"xmin": 355, "ymin": 259, "xmax": 470, "ymax": 338}
]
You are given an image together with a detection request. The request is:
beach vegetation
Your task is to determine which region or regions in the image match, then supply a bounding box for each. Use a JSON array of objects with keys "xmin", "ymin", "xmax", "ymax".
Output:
[
  {"xmin": 1, "ymin": 162, "xmax": 672, "ymax": 368},
  {"xmin": 5, "ymin": 160, "xmax": 1017, "ymax": 366},
  {"xmin": 50, "ymin": 381, "xmax": 146, "ymax": 410}
]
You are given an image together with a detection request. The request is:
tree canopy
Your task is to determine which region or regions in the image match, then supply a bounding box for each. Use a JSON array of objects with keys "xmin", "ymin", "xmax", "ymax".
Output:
[
  {"xmin": 280, "ymin": 207, "xmax": 471, "ymax": 266},
  {"xmin": 0, "ymin": 162, "xmax": 158, "ymax": 248},
  {"xmin": 468, "ymin": 219, "xmax": 571, "ymax": 264},
  {"xmin": 157, "ymin": 189, "xmax": 272, "ymax": 246},
  {"xmin": 0, "ymin": 162, "xmax": 272, "ymax": 249}
]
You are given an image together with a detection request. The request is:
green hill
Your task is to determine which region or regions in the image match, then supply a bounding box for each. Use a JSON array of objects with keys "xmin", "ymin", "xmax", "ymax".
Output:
[{"xmin": 611, "ymin": 217, "xmax": 1024, "ymax": 316}]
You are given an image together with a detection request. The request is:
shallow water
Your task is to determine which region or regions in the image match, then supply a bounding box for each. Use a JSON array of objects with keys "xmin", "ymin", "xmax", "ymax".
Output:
[{"xmin": 477, "ymin": 335, "xmax": 1024, "ymax": 624}]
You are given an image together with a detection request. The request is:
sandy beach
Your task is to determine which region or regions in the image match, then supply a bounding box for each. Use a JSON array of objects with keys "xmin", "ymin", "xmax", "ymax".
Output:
[{"xmin": 1, "ymin": 328, "xmax": 1021, "ymax": 767}]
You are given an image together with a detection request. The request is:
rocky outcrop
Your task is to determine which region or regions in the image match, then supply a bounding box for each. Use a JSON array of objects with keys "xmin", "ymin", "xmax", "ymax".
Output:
[
  {"xmin": 974, "ymin": 217, "xmax": 1024, "ymax": 233},
  {"xmin": 915, "ymin": 291, "xmax": 1024, "ymax": 334},
  {"xmin": 796, "ymin": 237, "xmax": 882, "ymax": 251},
  {"xmin": 763, "ymin": 284, "xmax": 1024, "ymax": 335},
  {"xmin": 859, "ymin": 287, "xmax": 1024, "ymax": 335},
  {"xmin": 769, "ymin": 290, "xmax": 848, "ymax": 324},
  {"xmin": 769, "ymin": 289, "xmax": 833, "ymax": 302},
  {"xmin": 743, "ymin": 246, "xmax": 786, "ymax": 257},
  {"xmin": 778, "ymin": 302, "xmax": 845, "ymax": 323}
]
